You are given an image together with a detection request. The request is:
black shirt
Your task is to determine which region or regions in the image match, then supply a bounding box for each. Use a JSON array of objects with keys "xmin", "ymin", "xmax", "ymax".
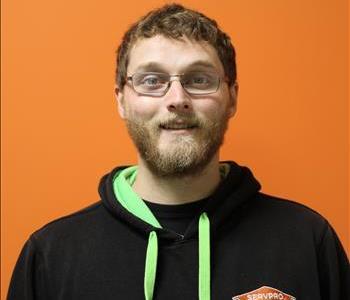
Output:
[{"xmin": 143, "ymin": 198, "xmax": 209, "ymax": 235}]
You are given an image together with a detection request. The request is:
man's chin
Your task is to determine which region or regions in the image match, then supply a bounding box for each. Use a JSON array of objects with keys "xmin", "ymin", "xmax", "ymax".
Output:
[
  {"xmin": 143, "ymin": 158, "xmax": 206, "ymax": 179},
  {"xmin": 157, "ymin": 141, "xmax": 197, "ymax": 157},
  {"xmin": 158, "ymin": 132, "xmax": 197, "ymax": 146},
  {"xmin": 142, "ymin": 145, "xmax": 211, "ymax": 178}
]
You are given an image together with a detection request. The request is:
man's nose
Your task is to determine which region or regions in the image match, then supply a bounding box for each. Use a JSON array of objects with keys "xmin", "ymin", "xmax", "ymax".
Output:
[{"xmin": 164, "ymin": 80, "xmax": 193, "ymax": 113}]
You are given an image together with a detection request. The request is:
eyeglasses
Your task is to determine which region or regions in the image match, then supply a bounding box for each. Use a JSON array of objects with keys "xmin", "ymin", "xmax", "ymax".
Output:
[{"xmin": 126, "ymin": 72, "xmax": 226, "ymax": 96}]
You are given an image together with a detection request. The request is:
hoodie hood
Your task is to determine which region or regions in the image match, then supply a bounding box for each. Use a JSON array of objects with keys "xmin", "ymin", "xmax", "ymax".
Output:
[{"xmin": 99, "ymin": 161, "xmax": 261, "ymax": 241}]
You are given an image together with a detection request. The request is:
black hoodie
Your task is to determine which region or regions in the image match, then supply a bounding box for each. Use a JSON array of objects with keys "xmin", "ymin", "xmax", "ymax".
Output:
[{"xmin": 7, "ymin": 162, "xmax": 350, "ymax": 299}]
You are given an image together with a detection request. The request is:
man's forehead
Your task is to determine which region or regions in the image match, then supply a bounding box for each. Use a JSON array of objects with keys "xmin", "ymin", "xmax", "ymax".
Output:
[{"xmin": 127, "ymin": 35, "xmax": 224, "ymax": 74}]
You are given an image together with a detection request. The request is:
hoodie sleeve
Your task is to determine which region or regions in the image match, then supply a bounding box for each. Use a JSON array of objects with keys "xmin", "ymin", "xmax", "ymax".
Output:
[
  {"xmin": 7, "ymin": 237, "xmax": 47, "ymax": 300},
  {"xmin": 317, "ymin": 223, "xmax": 350, "ymax": 300}
]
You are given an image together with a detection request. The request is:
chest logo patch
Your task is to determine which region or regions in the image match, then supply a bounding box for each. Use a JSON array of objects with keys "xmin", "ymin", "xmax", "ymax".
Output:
[{"xmin": 232, "ymin": 286, "xmax": 296, "ymax": 300}]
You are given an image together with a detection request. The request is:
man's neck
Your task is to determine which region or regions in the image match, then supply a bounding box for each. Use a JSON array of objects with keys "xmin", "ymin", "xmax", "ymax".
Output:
[{"xmin": 132, "ymin": 155, "xmax": 221, "ymax": 205}]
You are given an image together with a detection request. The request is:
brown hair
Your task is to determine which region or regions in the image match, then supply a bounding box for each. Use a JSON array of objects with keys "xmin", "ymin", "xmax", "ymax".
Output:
[{"xmin": 116, "ymin": 3, "xmax": 237, "ymax": 89}]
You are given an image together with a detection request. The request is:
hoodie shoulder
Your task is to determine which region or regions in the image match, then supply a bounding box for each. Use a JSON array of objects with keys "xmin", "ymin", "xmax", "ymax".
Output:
[
  {"xmin": 252, "ymin": 193, "xmax": 331, "ymax": 244},
  {"xmin": 257, "ymin": 192, "xmax": 327, "ymax": 217},
  {"xmin": 30, "ymin": 201, "xmax": 106, "ymax": 243}
]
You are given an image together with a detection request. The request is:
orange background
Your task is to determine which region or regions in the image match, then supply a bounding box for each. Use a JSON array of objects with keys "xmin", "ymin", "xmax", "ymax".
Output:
[{"xmin": 1, "ymin": 0, "xmax": 349, "ymax": 298}]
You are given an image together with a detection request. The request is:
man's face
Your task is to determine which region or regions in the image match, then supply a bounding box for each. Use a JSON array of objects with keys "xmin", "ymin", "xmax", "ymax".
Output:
[{"xmin": 117, "ymin": 35, "xmax": 237, "ymax": 178}]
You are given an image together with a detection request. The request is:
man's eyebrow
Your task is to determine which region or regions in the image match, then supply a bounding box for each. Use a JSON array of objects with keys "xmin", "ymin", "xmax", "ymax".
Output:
[
  {"xmin": 185, "ymin": 61, "xmax": 217, "ymax": 70},
  {"xmin": 133, "ymin": 61, "xmax": 218, "ymax": 73},
  {"xmin": 135, "ymin": 62, "xmax": 166, "ymax": 72}
]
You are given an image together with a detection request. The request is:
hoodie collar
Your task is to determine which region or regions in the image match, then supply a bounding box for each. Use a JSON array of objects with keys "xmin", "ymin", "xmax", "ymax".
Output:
[{"xmin": 99, "ymin": 161, "xmax": 261, "ymax": 241}]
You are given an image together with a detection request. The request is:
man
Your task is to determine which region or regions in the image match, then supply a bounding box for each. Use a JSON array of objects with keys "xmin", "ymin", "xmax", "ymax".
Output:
[{"xmin": 7, "ymin": 3, "xmax": 349, "ymax": 300}]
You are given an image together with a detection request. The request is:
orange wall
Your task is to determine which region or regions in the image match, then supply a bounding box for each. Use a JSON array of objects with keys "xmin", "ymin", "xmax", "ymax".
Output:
[{"xmin": 1, "ymin": 0, "xmax": 348, "ymax": 298}]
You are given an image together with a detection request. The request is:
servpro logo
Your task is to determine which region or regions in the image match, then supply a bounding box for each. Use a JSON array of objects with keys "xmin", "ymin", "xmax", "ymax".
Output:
[{"xmin": 232, "ymin": 286, "xmax": 296, "ymax": 300}]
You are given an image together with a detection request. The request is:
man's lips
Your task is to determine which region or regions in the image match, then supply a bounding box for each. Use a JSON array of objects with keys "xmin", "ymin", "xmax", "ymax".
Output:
[
  {"xmin": 159, "ymin": 119, "xmax": 199, "ymax": 130},
  {"xmin": 160, "ymin": 124, "xmax": 198, "ymax": 130}
]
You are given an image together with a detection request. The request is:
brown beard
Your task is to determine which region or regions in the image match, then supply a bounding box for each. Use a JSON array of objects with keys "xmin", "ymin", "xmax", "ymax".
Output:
[{"xmin": 125, "ymin": 111, "xmax": 230, "ymax": 178}]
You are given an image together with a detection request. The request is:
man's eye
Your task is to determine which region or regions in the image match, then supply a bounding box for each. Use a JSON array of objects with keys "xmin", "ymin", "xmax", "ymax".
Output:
[
  {"xmin": 185, "ymin": 74, "xmax": 212, "ymax": 85},
  {"xmin": 192, "ymin": 76, "xmax": 209, "ymax": 84},
  {"xmin": 142, "ymin": 76, "xmax": 160, "ymax": 85}
]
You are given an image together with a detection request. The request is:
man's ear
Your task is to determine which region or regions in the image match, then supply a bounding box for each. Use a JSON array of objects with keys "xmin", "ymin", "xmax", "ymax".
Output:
[
  {"xmin": 227, "ymin": 82, "xmax": 238, "ymax": 118},
  {"xmin": 115, "ymin": 85, "xmax": 126, "ymax": 119}
]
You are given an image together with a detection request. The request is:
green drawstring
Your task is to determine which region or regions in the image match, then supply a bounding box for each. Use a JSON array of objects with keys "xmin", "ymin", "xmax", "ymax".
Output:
[
  {"xmin": 144, "ymin": 231, "xmax": 158, "ymax": 300},
  {"xmin": 144, "ymin": 212, "xmax": 211, "ymax": 300},
  {"xmin": 199, "ymin": 212, "xmax": 211, "ymax": 300}
]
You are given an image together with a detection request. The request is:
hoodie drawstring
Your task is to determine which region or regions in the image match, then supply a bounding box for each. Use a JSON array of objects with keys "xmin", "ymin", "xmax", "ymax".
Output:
[
  {"xmin": 144, "ymin": 231, "xmax": 158, "ymax": 300},
  {"xmin": 144, "ymin": 212, "xmax": 211, "ymax": 300},
  {"xmin": 198, "ymin": 212, "xmax": 210, "ymax": 300}
]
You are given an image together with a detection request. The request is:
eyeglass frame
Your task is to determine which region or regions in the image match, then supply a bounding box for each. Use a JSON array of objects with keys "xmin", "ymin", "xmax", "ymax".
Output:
[{"xmin": 125, "ymin": 71, "xmax": 230, "ymax": 96}]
